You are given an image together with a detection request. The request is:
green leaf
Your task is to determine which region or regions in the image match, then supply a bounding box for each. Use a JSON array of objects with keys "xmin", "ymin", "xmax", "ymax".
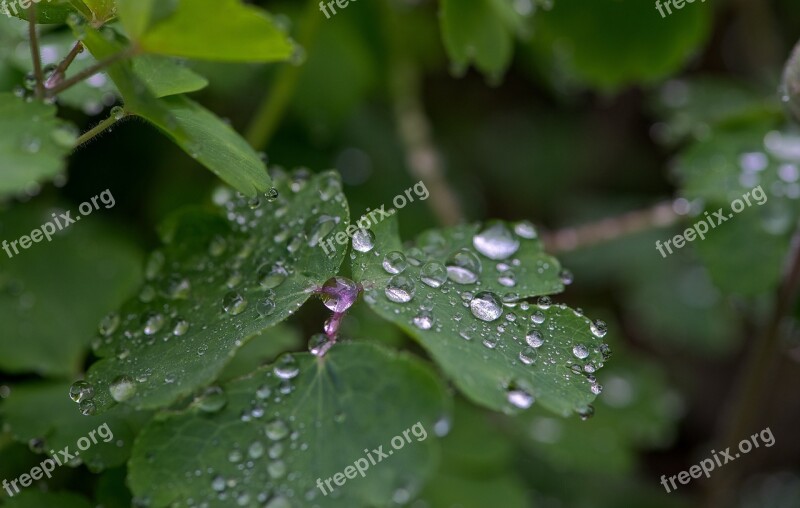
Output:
[
  {"xmin": 134, "ymin": 0, "xmax": 294, "ymax": 63},
  {"xmin": 147, "ymin": 95, "xmax": 272, "ymax": 197},
  {"xmin": 82, "ymin": 170, "xmax": 349, "ymax": 414},
  {"xmin": 0, "ymin": 491, "xmax": 93, "ymax": 508},
  {"xmin": 528, "ymin": 0, "xmax": 711, "ymax": 90},
  {"xmin": 0, "ymin": 93, "xmax": 77, "ymax": 197},
  {"xmin": 4, "ymin": 0, "xmax": 78, "ymax": 24},
  {"xmin": 128, "ymin": 343, "xmax": 449, "ymax": 507},
  {"xmin": 352, "ymin": 216, "xmax": 610, "ymax": 416},
  {"xmin": 674, "ymin": 125, "xmax": 800, "ymax": 295},
  {"xmin": 439, "ymin": 0, "xmax": 517, "ymax": 81},
  {"xmin": 131, "ymin": 55, "xmax": 209, "ymax": 98},
  {"xmin": 79, "ymin": 26, "xmax": 181, "ymax": 141},
  {"xmin": 217, "ymin": 323, "xmax": 302, "ymax": 382},
  {"xmin": 0, "ymin": 202, "xmax": 142, "ymax": 376},
  {"xmin": 0, "ymin": 381, "xmax": 151, "ymax": 472},
  {"xmin": 115, "ymin": 0, "xmax": 175, "ymax": 39},
  {"xmin": 80, "ymin": 0, "xmax": 115, "ymax": 22}
]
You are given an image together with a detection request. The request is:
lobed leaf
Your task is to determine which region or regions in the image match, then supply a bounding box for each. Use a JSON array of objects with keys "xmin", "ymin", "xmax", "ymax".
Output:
[
  {"xmin": 0, "ymin": 93, "xmax": 77, "ymax": 197},
  {"xmin": 79, "ymin": 170, "xmax": 349, "ymax": 414},
  {"xmin": 128, "ymin": 343, "xmax": 450, "ymax": 508},
  {"xmin": 352, "ymin": 216, "xmax": 610, "ymax": 416}
]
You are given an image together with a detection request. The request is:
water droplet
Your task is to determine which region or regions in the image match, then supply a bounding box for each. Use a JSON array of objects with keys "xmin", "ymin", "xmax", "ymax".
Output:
[
  {"xmin": 267, "ymin": 460, "xmax": 287, "ymax": 479},
  {"xmin": 266, "ymin": 187, "xmax": 279, "ymax": 202},
  {"xmin": 413, "ymin": 310, "xmax": 434, "ymax": 330},
  {"xmin": 163, "ymin": 275, "xmax": 191, "ymax": 299},
  {"xmin": 537, "ymin": 296, "xmax": 552, "ymax": 309},
  {"xmin": 69, "ymin": 380, "xmax": 95, "ymax": 403},
  {"xmin": 531, "ymin": 311, "xmax": 545, "ymax": 324},
  {"xmin": 110, "ymin": 106, "xmax": 125, "ymax": 120},
  {"xmin": 352, "ymin": 228, "xmax": 375, "ymax": 253},
  {"xmin": 382, "ymin": 251, "xmax": 408, "ymax": 274},
  {"xmin": 308, "ymin": 333, "xmax": 329, "ymax": 356},
  {"xmin": 520, "ymin": 347, "xmax": 538, "ymax": 365},
  {"xmin": 256, "ymin": 384, "xmax": 272, "ymax": 399},
  {"xmin": 513, "ymin": 220, "xmax": 538, "ymax": 239},
  {"xmin": 469, "ymin": 291, "xmax": 503, "ymax": 322},
  {"xmin": 257, "ymin": 293, "xmax": 276, "ymax": 317},
  {"xmin": 320, "ymin": 277, "xmax": 360, "ymax": 312},
  {"xmin": 248, "ymin": 196, "xmax": 261, "ymax": 209},
  {"xmin": 98, "ymin": 312, "xmax": 120, "ymax": 336},
  {"xmin": 248, "ymin": 441, "xmax": 265, "ymax": 459},
  {"xmin": 572, "ymin": 344, "xmax": 589, "ymax": 360},
  {"xmin": 559, "ymin": 269, "xmax": 574, "ymax": 285},
  {"xmin": 109, "ymin": 376, "xmax": 137, "ymax": 402},
  {"xmin": 222, "ymin": 291, "xmax": 248, "ymax": 315},
  {"xmin": 498, "ymin": 271, "xmax": 516, "ymax": 287},
  {"xmin": 473, "ymin": 221, "xmax": 520, "ymax": 260},
  {"xmin": 198, "ymin": 386, "xmax": 227, "ymax": 412},
  {"xmin": 507, "ymin": 388, "xmax": 534, "ymax": 409},
  {"xmin": 208, "ymin": 235, "xmax": 227, "ymax": 256},
  {"xmin": 211, "ymin": 475, "xmax": 226, "ymax": 492},
  {"xmin": 385, "ymin": 275, "xmax": 416, "ymax": 303},
  {"xmin": 525, "ymin": 329, "xmax": 544, "ymax": 348},
  {"xmin": 273, "ymin": 354, "xmax": 299, "ymax": 380},
  {"xmin": 79, "ymin": 399, "xmax": 96, "ymax": 416},
  {"xmin": 420, "ymin": 261, "xmax": 447, "ymax": 288},
  {"xmin": 576, "ymin": 404, "xmax": 595, "ymax": 420},
  {"xmin": 265, "ymin": 419, "xmax": 290, "ymax": 440},
  {"xmin": 307, "ymin": 215, "xmax": 338, "ymax": 247},
  {"xmin": 446, "ymin": 249, "xmax": 482, "ymax": 284},
  {"xmin": 590, "ymin": 319, "xmax": 607, "ymax": 338},
  {"xmin": 143, "ymin": 313, "xmax": 166, "ymax": 335},
  {"xmin": 257, "ymin": 264, "xmax": 288, "ymax": 289},
  {"xmin": 318, "ymin": 176, "xmax": 341, "ymax": 201}
]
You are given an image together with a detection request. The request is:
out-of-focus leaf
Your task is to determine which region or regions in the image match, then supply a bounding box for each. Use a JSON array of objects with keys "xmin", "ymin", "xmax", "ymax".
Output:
[
  {"xmin": 783, "ymin": 39, "xmax": 800, "ymax": 122},
  {"xmin": 439, "ymin": 0, "xmax": 520, "ymax": 81},
  {"xmin": 528, "ymin": 0, "xmax": 711, "ymax": 90},
  {"xmin": 128, "ymin": 343, "xmax": 449, "ymax": 507},
  {"xmin": 94, "ymin": 468, "xmax": 132, "ymax": 508},
  {"xmin": 674, "ymin": 125, "xmax": 800, "ymax": 294},
  {"xmin": 0, "ymin": 93, "xmax": 77, "ymax": 197},
  {"xmin": 82, "ymin": 171, "xmax": 348, "ymax": 413},
  {"xmin": 217, "ymin": 323, "xmax": 302, "ymax": 381},
  {"xmin": 0, "ymin": 202, "xmax": 141, "ymax": 376},
  {"xmin": 80, "ymin": 0, "xmax": 114, "ymax": 22},
  {"xmin": 4, "ymin": 0, "xmax": 80, "ymax": 24},
  {"xmin": 0, "ymin": 381, "xmax": 152, "ymax": 472},
  {"xmin": 130, "ymin": 0, "xmax": 293, "ymax": 63},
  {"xmin": 352, "ymin": 216, "xmax": 611, "ymax": 416}
]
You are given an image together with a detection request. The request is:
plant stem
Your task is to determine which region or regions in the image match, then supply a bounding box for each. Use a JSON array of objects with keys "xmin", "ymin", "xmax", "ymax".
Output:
[
  {"xmin": 542, "ymin": 200, "xmax": 680, "ymax": 253},
  {"xmin": 705, "ymin": 226, "xmax": 800, "ymax": 507},
  {"xmin": 46, "ymin": 41, "xmax": 84, "ymax": 90},
  {"xmin": 45, "ymin": 47, "xmax": 135, "ymax": 97},
  {"xmin": 27, "ymin": 5, "xmax": 44, "ymax": 99},
  {"xmin": 74, "ymin": 112, "xmax": 125, "ymax": 148},
  {"xmin": 245, "ymin": 0, "xmax": 322, "ymax": 149},
  {"xmin": 390, "ymin": 60, "xmax": 464, "ymax": 226}
]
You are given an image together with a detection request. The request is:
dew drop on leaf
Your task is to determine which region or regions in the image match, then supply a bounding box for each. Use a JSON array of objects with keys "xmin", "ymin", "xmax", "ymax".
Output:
[
  {"xmin": 469, "ymin": 291, "xmax": 503, "ymax": 322},
  {"xmin": 385, "ymin": 275, "xmax": 416, "ymax": 303},
  {"xmin": 473, "ymin": 221, "xmax": 520, "ymax": 260},
  {"xmin": 109, "ymin": 376, "xmax": 137, "ymax": 402}
]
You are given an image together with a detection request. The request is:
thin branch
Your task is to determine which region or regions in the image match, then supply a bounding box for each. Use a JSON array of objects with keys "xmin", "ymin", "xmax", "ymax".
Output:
[
  {"xmin": 74, "ymin": 112, "xmax": 125, "ymax": 148},
  {"xmin": 705, "ymin": 225, "xmax": 800, "ymax": 508},
  {"xmin": 391, "ymin": 61, "xmax": 464, "ymax": 226},
  {"xmin": 45, "ymin": 41, "xmax": 84, "ymax": 91},
  {"xmin": 45, "ymin": 47, "xmax": 135, "ymax": 97},
  {"xmin": 245, "ymin": 0, "xmax": 322, "ymax": 148},
  {"xmin": 542, "ymin": 200, "xmax": 680, "ymax": 253},
  {"xmin": 27, "ymin": 5, "xmax": 44, "ymax": 99}
]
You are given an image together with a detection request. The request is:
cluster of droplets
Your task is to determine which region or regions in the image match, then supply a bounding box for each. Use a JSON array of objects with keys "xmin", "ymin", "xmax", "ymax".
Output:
[
  {"xmin": 70, "ymin": 171, "xmax": 347, "ymax": 416},
  {"xmin": 355, "ymin": 220, "xmax": 611, "ymax": 415}
]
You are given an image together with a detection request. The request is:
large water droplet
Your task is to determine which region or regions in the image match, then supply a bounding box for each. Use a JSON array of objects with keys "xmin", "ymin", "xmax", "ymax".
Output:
[
  {"xmin": 223, "ymin": 291, "xmax": 248, "ymax": 315},
  {"xmin": 507, "ymin": 387, "xmax": 534, "ymax": 409},
  {"xmin": 265, "ymin": 419, "xmax": 290, "ymax": 440},
  {"xmin": 109, "ymin": 376, "xmax": 137, "ymax": 402},
  {"xmin": 198, "ymin": 386, "xmax": 227, "ymax": 412},
  {"xmin": 382, "ymin": 251, "xmax": 408, "ymax": 274},
  {"xmin": 257, "ymin": 264, "xmax": 288, "ymax": 289},
  {"xmin": 446, "ymin": 249, "xmax": 482, "ymax": 284},
  {"xmin": 273, "ymin": 354, "xmax": 299, "ymax": 380},
  {"xmin": 590, "ymin": 319, "xmax": 607, "ymax": 338},
  {"xmin": 525, "ymin": 329, "xmax": 544, "ymax": 348},
  {"xmin": 420, "ymin": 261, "xmax": 447, "ymax": 288},
  {"xmin": 469, "ymin": 291, "xmax": 503, "ymax": 322},
  {"xmin": 143, "ymin": 313, "xmax": 166, "ymax": 335},
  {"xmin": 572, "ymin": 344, "xmax": 589, "ymax": 360},
  {"xmin": 413, "ymin": 310, "xmax": 434, "ymax": 330},
  {"xmin": 69, "ymin": 380, "xmax": 94, "ymax": 403},
  {"xmin": 473, "ymin": 221, "xmax": 520, "ymax": 260},
  {"xmin": 320, "ymin": 277, "xmax": 359, "ymax": 312},
  {"xmin": 352, "ymin": 228, "xmax": 375, "ymax": 252},
  {"xmin": 385, "ymin": 275, "xmax": 416, "ymax": 303}
]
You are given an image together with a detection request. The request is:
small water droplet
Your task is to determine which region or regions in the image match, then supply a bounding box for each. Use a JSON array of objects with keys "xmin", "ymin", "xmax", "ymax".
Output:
[
  {"xmin": 382, "ymin": 251, "xmax": 408, "ymax": 274},
  {"xmin": 308, "ymin": 333, "xmax": 329, "ymax": 356},
  {"xmin": 572, "ymin": 344, "xmax": 589, "ymax": 360},
  {"xmin": 265, "ymin": 419, "xmax": 290, "ymax": 440},
  {"xmin": 446, "ymin": 249, "xmax": 482, "ymax": 284},
  {"xmin": 198, "ymin": 386, "xmax": 227, "ymax": 412},
  {"xmin": 590, "ymin": 319, "xmax": 607, "ymax": 338},
  {"xmin": 69, "ymin": 380, "xmax": 95, "ymax": 403},
  {"xmin": 273, "ymin": 354, "xmax": 299, "ymax": 380},
  {"xmin": 420, "ymin": 261, "xmax": 447, "ymax": 288}
]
